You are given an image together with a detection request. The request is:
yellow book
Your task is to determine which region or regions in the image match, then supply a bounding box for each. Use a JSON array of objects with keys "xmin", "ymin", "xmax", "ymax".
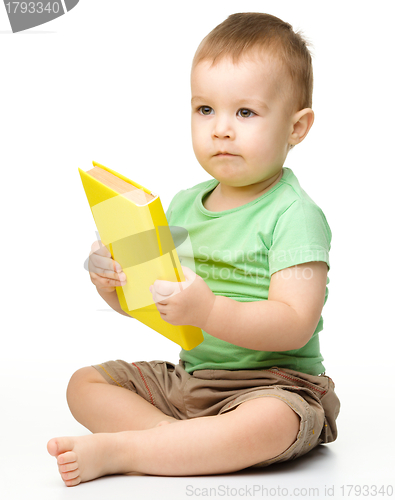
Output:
[{"xmin": 78, "ymin": 161, "xmax": 204, "ymax": 350}]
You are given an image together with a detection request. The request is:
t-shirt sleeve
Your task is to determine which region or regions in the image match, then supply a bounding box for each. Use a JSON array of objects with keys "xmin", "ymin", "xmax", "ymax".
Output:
[{"xmin": 268, "ymin": 200, "xmax": 331, "ymax": 276}]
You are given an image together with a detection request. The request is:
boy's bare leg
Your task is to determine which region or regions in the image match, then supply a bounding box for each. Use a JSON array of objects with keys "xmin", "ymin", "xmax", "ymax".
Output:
[
  {"xmin": 47, "ymin": 397, "xmax": 300, "ymax": 486},
  {"xmin": 66, "ymin": 367, "xmax": 177, "ymax": 432}
]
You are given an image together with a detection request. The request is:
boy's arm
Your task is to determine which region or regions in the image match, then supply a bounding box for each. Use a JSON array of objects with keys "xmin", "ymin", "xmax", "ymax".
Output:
[
  {"xmin": 202, "ymin": 261, "xmax": 328, "ymax": 351},
  {"xmin": 97, "ymin": 288, "xmax": 134, "ymax": 318}
]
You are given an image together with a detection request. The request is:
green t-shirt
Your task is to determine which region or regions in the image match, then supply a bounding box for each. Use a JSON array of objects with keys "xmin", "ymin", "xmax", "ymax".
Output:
[{"xmin": 166, "ymin": 167, "xmax": 331, "ymax": 376}]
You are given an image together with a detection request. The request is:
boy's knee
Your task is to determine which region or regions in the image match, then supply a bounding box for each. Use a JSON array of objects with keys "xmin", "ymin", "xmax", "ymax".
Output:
[
  {"xmin": 66, "ymin": 367, "xmax": 107, "ymax": 406},
  {"xmin": 235, "ymin": 397, "xmax": 300, "ymax": 454}
]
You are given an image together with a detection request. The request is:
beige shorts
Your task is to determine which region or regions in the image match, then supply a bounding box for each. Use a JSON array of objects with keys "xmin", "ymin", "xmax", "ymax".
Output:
[{"xmin": 93, "ymin": 360, "xmax": 340, "ymax": 467}]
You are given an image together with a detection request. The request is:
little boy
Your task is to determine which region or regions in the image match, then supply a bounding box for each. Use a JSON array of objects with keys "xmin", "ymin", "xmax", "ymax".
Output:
[{"xmin": 47, "ymin": 12, "xmax": 340, "ymax": 486}]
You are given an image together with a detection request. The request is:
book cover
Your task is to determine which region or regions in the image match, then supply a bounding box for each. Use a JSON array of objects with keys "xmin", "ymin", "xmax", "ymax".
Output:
[{"xmin": 78, "ymin": 161, "xmax": 204, "ymax": 350}]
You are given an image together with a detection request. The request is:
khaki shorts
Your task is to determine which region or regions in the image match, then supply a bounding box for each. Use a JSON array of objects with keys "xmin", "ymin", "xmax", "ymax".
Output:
[{"xmin": 93, "ymin": 360, "xmax": 340, "ymax": 468}]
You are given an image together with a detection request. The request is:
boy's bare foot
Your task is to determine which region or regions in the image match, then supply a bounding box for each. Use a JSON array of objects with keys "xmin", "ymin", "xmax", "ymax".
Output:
[
  {"xmin": 47, "ymin": 419, "xmax": 177, "ymax": 486},
  {"xmin": 47, "ymin": 433, "xmax": 130, "ymax": 487}
]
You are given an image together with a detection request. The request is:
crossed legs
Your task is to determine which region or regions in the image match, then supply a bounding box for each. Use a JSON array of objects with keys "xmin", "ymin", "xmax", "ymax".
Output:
[
  {"xmin": 64, "ymin": 366, "xmax": 178, "ymax": 432},
  {"xmin": 47, "ymin": 367, "xmax": 300, "ymax": 486}
]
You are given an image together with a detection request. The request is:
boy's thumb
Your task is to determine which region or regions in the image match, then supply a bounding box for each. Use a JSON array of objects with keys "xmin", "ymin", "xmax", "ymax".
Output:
[{"xmin": 181, "ymin": 266, "xmax": 198, "ymax": 283}]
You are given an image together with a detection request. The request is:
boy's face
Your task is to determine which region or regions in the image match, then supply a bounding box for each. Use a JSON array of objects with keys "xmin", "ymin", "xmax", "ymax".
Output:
[{"xmin": 191, "ymin": 54, "xmax": 298, "ymax": 189}]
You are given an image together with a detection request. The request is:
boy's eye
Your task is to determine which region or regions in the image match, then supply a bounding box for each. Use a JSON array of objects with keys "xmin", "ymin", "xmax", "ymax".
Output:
[
  {"xmin": 199, "ymin": 106, "xmax": 213, "ymax": 115},
  {"xmin": 237, "ymin": 108, "xmax": 255, "ymax": 118}
]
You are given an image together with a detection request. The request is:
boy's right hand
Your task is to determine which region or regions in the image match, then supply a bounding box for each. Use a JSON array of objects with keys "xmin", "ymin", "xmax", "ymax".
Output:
[{"xmin": 88, "ymin": 240, "xmax": 126, "ymax": 293}]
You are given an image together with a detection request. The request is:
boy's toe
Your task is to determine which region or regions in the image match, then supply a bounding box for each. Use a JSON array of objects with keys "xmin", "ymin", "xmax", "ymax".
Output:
[
  {"xmin": 47, "ymin": 438, "xmax": 59, "ymax": 457},
  {"xmin": 64, "ymin": 475, "xmax": 82, "ymax": 487},
  {"xmin": 57, "ymin": 450, "xmax": 77, "ymax": 465},
  {"xmin": 61, "ymin": 468, "xmax": 80, "ymax": 481},
  {"xmin": 47, "ymin": 436, "xmax": 76, "ymax": 458},
  {"xmin": 59, "ymin": 461, "xmax": 78, "ymax": 473}
]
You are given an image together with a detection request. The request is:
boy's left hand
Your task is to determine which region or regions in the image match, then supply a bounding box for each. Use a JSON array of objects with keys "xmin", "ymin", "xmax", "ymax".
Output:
[{"xmin": 149, "ymin": 266, "xmax": 216, "ymax": 329}]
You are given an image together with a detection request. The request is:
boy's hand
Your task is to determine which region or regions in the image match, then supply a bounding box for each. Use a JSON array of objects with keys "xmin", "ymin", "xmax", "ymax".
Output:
[
  {"xmin": 149, "ymin": 266, "xmax": 216, "ymax": 330},
  {"xmin": 88, "ymin": 240, "xmax": 126, "ymax": 293}
]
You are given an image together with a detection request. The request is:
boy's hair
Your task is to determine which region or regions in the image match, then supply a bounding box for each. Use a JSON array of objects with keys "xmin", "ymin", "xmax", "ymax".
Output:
[{"xmin": 192, "ymin": 12, "xmax": 313, "ymax": 113}]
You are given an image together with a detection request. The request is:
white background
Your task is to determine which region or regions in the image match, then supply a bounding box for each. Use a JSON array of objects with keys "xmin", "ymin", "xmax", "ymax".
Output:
[{"xmin": 1, "ymin": 1, "xmax": 394, "ymax": 499}]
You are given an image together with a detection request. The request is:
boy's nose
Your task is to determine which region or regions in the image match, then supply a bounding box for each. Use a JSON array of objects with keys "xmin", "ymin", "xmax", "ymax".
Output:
[{"xmin": 212, "ymin": 116, "xmax": 235, "ymax": 140}]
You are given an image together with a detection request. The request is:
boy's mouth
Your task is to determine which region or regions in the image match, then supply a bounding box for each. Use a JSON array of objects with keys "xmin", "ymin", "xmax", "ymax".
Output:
[{"xmin": 214, "ymin": 152, "xmax": 237, "ymax": 157}]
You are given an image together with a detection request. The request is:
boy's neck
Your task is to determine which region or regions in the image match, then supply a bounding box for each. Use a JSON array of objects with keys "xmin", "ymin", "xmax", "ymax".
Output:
[{"xmin": 208, "ymin": 169, "xmax": 283, "ymax": 211}]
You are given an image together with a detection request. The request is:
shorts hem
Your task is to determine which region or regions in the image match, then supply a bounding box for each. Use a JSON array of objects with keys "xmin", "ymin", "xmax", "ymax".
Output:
[{"xmin": 92, "ymin": 363, "xmax": 124, "ymax": 388}]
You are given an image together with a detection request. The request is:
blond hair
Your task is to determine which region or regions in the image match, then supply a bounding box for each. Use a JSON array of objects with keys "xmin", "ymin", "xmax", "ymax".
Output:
[{"xmin": 192, "ymin": 12, "xmax": 313, "ymax": 112}]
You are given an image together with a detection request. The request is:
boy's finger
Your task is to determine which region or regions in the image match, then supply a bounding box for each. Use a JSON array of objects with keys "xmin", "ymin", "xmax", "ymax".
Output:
[
  {"xmin": 90, "ymin": 264, "xmax": 126, "ymax": 282},
  {"xmin": 90, "ymin": 240, "xmax": 112, "ymax": 258},
  {"xmin": 91, "ymin": 272, "xmax": 126, "ymax": 288},
  {"xmin": 91, "ymin": 275, "xmax": 116, "ymax": 291},
  {"xmin": 89, "ymin": 252, "xmax": 122, "ymax": 273},
  {"xmin": 151, "ymin": 280, "xmax": 176, "ymax": 296}
]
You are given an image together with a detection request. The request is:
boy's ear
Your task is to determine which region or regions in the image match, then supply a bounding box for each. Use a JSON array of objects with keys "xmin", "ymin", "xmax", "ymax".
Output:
[{"xmin": 288, "ymin": 108, "xmax": 314, "ymax": 146}]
